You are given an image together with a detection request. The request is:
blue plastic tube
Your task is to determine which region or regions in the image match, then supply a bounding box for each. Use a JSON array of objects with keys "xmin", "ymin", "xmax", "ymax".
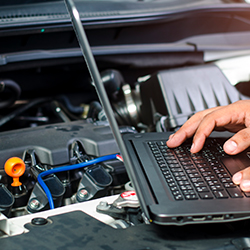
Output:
[{"xmin": 37, "ymin": 154, "xmax": 118, "ymax": 209}]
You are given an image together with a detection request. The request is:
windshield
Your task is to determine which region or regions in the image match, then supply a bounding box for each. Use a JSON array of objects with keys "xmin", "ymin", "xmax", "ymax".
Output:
[{"xmin": 1, "ymin": 0, "xmax": 249, "ymax": 6}]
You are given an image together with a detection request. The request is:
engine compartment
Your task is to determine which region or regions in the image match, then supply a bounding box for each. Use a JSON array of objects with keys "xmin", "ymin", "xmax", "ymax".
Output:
[
  {"xmin": 1, "ymin": 2, "xmax": 250, "ymax": 238},
  {"xmin": 0, "ymin": 51, "xmax": 155, "ymax": 224},
  {"xmin": 0, "ymin": 54, "xmax": 248, "ymax": 225}
]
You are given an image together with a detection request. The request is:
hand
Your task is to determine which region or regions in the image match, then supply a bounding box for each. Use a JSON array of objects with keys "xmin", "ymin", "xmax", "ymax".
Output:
[{"xmin": 166, "ymin": 100, "xmax": 250, "ymax": 191}]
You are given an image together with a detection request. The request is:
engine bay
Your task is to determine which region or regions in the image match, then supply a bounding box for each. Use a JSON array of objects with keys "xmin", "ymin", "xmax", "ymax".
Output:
[
  {"xmin": 1, "ymin": 2, "xmax": 250, "ymax": 246},
  {"xmin": 0, "ymin": 54, "xmax": 249, "ymax": 230}
]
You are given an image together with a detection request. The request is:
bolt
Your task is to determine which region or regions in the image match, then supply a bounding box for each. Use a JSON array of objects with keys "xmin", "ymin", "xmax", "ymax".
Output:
[
  {"xmin": 77, "ymin": 189, "xmax": 89, "ymax": 200},
  {"xmin": 29, "ymin": 198, "xmax": 40, "ymax": 210}
]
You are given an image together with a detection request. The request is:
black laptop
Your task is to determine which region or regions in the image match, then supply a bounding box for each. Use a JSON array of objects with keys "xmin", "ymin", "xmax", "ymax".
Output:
[
  {"xmin": 65, "ymin": 0, "xmax": 250, "ymax": 225},
  {"xmin": 123, "ymin": 132, "xmax": 250, "ymax": 225}
]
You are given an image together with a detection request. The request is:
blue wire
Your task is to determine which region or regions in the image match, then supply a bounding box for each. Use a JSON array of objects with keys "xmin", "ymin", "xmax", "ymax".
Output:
[{"xmin": 37, "ymin": 154, "xmax": 118, "ymax": 209}]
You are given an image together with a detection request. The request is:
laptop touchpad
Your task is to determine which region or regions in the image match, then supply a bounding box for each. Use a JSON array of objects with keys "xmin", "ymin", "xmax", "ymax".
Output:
[{"xmin": 222, "ymin": 155, "xmax": 250, "ymax": 176}]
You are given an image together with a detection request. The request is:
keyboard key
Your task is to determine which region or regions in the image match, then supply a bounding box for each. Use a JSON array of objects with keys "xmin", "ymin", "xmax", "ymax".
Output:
[
  {"xmin": 180, "ymin": 185, "xmax": 193, "ymax": 191},
  {"xmin": 185, "ymin": 194, "xmax": 198, "ymax": 200},
  {"xmin": 184, "ymin": 165, "xmax": 195, "ymax": 170},
  {"xmin": 166, "ymin": 178, "xmax": 175, "ymax": 183},
  {"xmin": 201, "ymin": 171, "xmax": 212, "ymax": 177},
  {"xmin": 170, "ymin": 186, "xmax": 178, "ymax": 191},
  {"xmin": 172, "ymin": 190, "xmax": 181, "ymax": 196},
  {"xmin": 173, "ymin": 172, "xmax": 185, "ymax": 177},
  {"xmin": 164, "ymin": 156, "xmax": 176, "ymax": 161},
  {"xmin": 191, "ymin": 177, "xmax": 203, "ymax": 183},
  {"xmin": 171, "ymin": 168, "xmax": 183, "ymax": 172},
  {"xmin": 182, "ymin": 161, "xmax": 193, "ymax": 165},
  {"xmin": 167, "ymin": 160, "xmax": 178, "ymax": 164},
  {"xmin": 196, "ymin": 163, "xmax": 208, "ymax": 168},
  {"xmin": 188, "ymin": 173, "xmax": 200, "ymax": 178},
  {"xmin": 207, "ymin": 180, "xmax": 220, "ymax": 186},
  {"xmin": 227, "ymin": 187, "xmax": 243, "ymax": 198},
  {"xmin": 193, "ymin": 182, "xmax": 206, "ymax": 188},
  {"xmin": 174, "ymin": 194, "xmax": 184, "ymax": 200},
  {"xmin": 175, "ymin": 176, "xmax": 188, "ymax": 181},
  {"xmin": 204, "ymin": 175, "xmax": 216, "ymax": 181},
  {"xmin": 199, "ymin": 167, "xmax": 210, "ymax": 172},
  {"xmin": 217, "ymin": 173, "xmax": 230, "ymax": 179},
  {"xmin": 159, "ymin": 163, "xmax": 167, "ymax": 168},
  {"xmin": 156, "ymin": 158, "xmax": 164, "ymax": 163},
  {"xmin": 178, "ymin": 180, "xmax": 190, "ymax": 186},
  {"xmin": 199, "ymin": 192, "xmax": 214, "ymax": 199},
  {"xmin": 196, "ymin": 186, "xmax": 209, "ymax": 192},
  {"xmin": 156, "ymin": 141, "xmax": 166, "ymax": 146},
  {"xmin": 168, "ymin": 163, "xmax": 179, "ymax": 168},
  {"xmin": 223, "ymin": 182, "xmax": 236, "ymax": 188},
  {"xmin": 182, "ymin": 190, "xmax": 196, "ymax": 195},
  {"xmin": 162, "ymin": 171, "xmax": 170, "ymax": 177},
  {"xmin": 193, "ymin": 159, "xmax": 207, "ymax": 164},
  {"xmin": 210, "ymin": 184, "xmax": 224, "ymax": 191},
  {"xmin": 213, "ymin": 190, "xmax": 229, "ymax": 199},
  {"xmin": 186, "ymin": 169, "xmax": 198, "ymax": 174},
  {"xmin": 178, "ymin": 157, "xmax": 190, "ymax": 162},
  {"xmin": 191, "ymin": 155, "xmax": 203, "ymax": 160},
  {"xmin": 221, "ymin": 177, "xmax": 231, "ymax": 183}
]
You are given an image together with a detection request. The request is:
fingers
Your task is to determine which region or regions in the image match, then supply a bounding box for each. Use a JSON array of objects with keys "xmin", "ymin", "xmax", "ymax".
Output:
[
  {"xmin": 223, "ymin": 127, "xmax": 250, "ymax": 155},
  {"xmin": 190, "ymin": 105, "xmax": 240, "ymax": 153},
  {"xmin": 168, "ymin": 101, "xmax": 250, "ymax": 153},
  {"xmin": 233, "ymin": 167, "xmax": 250, "ymax": 192},
  {"xmin": 167, "ymin": 107, "xmax": 220, "ymax": 149}
]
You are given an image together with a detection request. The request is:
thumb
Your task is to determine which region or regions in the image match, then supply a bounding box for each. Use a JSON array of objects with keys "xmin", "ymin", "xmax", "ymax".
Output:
[
  {"xmin": 223, "ymin": 128, "xmax": 250, "ymax": 155},
  {"xmin": 233, "ymin": 167, "xmax": 250, "ymax": 192}
]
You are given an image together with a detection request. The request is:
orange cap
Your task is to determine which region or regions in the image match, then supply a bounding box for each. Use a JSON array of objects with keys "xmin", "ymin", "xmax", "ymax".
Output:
[{"xmin": 4, "ymin": 157, "xmax": 26, "ymax": 187}]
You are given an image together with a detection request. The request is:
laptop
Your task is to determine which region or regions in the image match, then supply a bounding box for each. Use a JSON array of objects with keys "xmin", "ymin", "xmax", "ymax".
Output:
[{"xmin": 64, "ymin": 0, "xmax": 250, "ymax": 225}]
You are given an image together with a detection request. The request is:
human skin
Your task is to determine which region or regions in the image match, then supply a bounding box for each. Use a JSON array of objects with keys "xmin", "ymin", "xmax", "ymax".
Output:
[{"xmin": 166, "ymin": 100, "xmax": 250, "ymax": 192}]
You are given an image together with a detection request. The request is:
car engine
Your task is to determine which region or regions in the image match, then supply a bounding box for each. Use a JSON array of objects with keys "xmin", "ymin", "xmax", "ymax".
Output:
[
  {"xmin": 1, "ymin": 2, "xmax": 250, "ymax": 245},
  {"xmin": 0, "ymin": 59, "xmax": 248, "ymax": 229}
]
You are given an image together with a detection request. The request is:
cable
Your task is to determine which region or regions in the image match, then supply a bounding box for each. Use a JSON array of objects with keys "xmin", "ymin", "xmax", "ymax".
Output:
[
  {"xmin": 0, "ymin": 97, "xmax": 51, "ymax": 127},
  {"xmin": 37, "ymin": 153, "xmax": 119, "ymax": 209}
]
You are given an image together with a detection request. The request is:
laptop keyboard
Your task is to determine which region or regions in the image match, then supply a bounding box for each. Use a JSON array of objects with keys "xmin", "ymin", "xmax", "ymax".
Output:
[{"xmin": 148, "ymin": 138, "xmax": 248, "ymax": 201}]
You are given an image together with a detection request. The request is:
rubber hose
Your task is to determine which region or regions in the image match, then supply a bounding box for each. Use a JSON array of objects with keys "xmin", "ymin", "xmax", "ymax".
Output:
[
  {"xmin": 0, "ymin": 79, "xmax": 21, "ymax": 109},
  {"xmin": 56, "ymin": 95, "xmax": 84, "ymax": 114},
  {"xmin": 0, "ymin": 97, "xmax": 51, "ymax": 127},
  {"xmin": 87, "ymin": 101, "xmax": 103, "ymax": 120}
]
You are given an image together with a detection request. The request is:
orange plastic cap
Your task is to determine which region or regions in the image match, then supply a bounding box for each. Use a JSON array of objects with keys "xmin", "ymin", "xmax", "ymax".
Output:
[{"xmin": 4, "ymin": 157, "xmax": 26, "ymax": 187}]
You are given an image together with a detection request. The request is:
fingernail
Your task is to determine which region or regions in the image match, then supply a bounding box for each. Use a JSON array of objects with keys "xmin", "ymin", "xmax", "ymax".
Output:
[
  {"xmin": 168, "ymin": 133, "xmax": 175, "ymax": 142},
  {"xmin": 241, "ymin": 180, "xmax": 250, "ymax": 190},
  {"xmin": 224, "ymin": 140, "xmax": 237, "ymax": 153},
  {"xmin": 233, "ymin": 172, "xmax": 242, "ymax": 183},
  {"xmin": 190, "ymin": 143, "xmax": 195, "ymax": 152}
]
